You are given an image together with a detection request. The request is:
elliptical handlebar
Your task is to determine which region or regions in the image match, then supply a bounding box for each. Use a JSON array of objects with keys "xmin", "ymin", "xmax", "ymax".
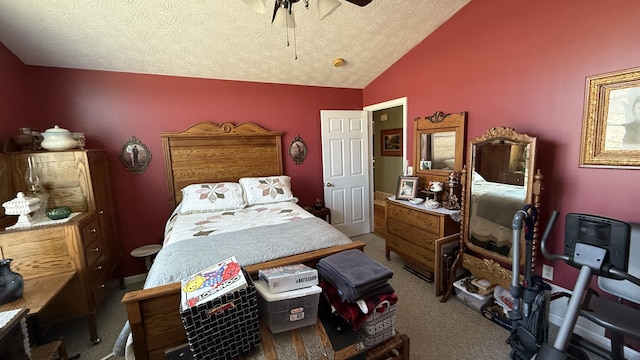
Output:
[
  {"xmin": 608, "ymin": 267, "xmax": 640, "ymax": 287},
  {"xmin": 540, "ymin": 210, "xmax": 569, "ymax": 262}
]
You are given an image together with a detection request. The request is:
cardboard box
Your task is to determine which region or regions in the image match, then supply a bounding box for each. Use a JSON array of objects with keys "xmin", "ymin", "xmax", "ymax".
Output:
[
  {"xmin": 254, "ymin": 280, "xmax": 321, "ymax": 333},
  {"xmin": 258, "ymin": 263, "xmax": 319, "ymax": 293},
  {"xmin": 179, "ymin": 257, "xmax": 260, "ymax": 360},
  {"xmin": 453, "ymin": 278, "xmax": 493, "ymax": 312}
]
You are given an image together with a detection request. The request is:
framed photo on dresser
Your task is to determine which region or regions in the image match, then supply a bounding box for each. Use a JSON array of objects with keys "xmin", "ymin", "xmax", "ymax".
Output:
[{"xmin": 396, "ymin": 176, "xmax": 419, "ymax": 200}]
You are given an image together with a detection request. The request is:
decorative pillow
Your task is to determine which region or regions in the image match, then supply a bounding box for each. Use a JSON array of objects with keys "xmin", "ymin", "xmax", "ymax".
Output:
[
  {"xmin": 239, "ymin": 176, "xmax": 296, "ymax": 205},
  {"xmin": 179, "ymin": 182, "xmax": 246, "ymax": 214}
]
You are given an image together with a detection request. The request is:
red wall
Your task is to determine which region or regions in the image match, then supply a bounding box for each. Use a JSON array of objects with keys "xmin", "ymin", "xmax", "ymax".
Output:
[
  {"xmin": 2, "ymin": 0, "xmax": 640, "ymax": 286},
  {"xmin": 365, "ymin": 0, "xmax": 640, "ymax": 291},
  {"xmin": 0, "ymin": 60, "xmax": 362, "ymax": 276},
  {"xmin": 0, "ymin": 43, "xmax": 29, "ymax": 136}
]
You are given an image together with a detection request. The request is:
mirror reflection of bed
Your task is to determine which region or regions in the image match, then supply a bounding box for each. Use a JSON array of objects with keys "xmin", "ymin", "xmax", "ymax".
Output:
[
  {"xmin": 469, "ymin": 171, "xmax": 525, "ymax": 258},
  {"xmin": 442, "ymin": 126, "xmax": 543, "ymax": 301}
]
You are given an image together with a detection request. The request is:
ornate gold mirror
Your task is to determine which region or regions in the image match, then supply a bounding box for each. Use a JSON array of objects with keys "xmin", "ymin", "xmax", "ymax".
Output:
[
  {"xmin": 458, "ymin": 127, "xmax": 543, "ymax": 289},
  {"xmin": 414, "ymin": 111, "xmax": 466, "ymax": 187}
]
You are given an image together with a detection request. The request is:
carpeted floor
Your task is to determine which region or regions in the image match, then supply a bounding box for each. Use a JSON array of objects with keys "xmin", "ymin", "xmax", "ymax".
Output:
[
  {"xmin": 40, "ymin": 279, "xmax": 143, "ymax": 360},
  {"xmin": 40, "ymin": 232, "xmax": 565, "ymax": 359}
]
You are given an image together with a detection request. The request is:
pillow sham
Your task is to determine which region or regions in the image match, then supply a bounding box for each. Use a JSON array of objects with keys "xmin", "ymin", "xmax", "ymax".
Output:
[
  {"xmin": 179, "ymin": 182, "xmax": 246, "ymax": 214},
  {"xmin": 239, "ymin": 176, "xmax": 296, "ymax": 205}
]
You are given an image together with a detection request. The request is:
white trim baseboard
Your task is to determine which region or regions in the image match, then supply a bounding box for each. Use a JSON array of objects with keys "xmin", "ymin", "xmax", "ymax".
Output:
[{"xmin": 123, "ymin": 273, "xmax": 147, "ymax": 286}]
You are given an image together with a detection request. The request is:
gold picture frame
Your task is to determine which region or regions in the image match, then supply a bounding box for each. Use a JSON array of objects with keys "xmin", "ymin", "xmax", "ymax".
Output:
[{"xmin": 580, "ymin": 66, "xmax": 640, "ymax": 169}]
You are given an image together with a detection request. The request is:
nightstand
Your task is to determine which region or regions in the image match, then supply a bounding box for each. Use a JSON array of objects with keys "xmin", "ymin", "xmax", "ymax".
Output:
[{"xmin": 304, "ymin": 206, "xmax": 331, "ymax": 224}]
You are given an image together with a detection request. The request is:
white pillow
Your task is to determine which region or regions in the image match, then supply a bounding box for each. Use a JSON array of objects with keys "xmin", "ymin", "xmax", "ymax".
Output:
[
  {"xmin": 179, "ymin": 182, "xmax": 246, "ymax": 214},
  {"xmin": 239, "ymin": 176, "xmax": 296, "ymax": 205}
]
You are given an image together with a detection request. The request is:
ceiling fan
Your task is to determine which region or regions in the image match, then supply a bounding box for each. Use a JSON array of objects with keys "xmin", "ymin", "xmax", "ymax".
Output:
[{"xmin": 243, "ymin": 0, "xmax": 373, "ymax": 27}]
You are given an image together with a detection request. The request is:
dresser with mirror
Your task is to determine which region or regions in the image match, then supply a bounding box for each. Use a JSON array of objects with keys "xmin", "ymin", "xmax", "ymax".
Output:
[
  {"xmin": 385, "ymin": 111, "xmax": 466, "ymax": 296},
  {"xmin": 442, "ymin": 126, "xmax": 543, "ymax": 301}
]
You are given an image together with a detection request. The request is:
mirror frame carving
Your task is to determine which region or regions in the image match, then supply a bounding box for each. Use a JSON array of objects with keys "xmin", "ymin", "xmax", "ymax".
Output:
[
  {"xmin": 414, "ymin": 111, "xmax": 466, "ymax": 189},
  {"xmin": 442, "ymin": 127, "xmax": 543, "ymax": 300}
]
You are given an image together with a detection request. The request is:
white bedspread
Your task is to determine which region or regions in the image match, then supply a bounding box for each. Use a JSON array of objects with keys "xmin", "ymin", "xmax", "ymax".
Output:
[
  {"xmin": 164, "ymin": 202, "xmax": 313, "ymax": 246},
  {"xmin": 469, "ymin": 179, "xmax": 525, "ymax": 253},
  {"xmin": 114, "ymin": 203, "xmax": 351, "ymax": 358}
]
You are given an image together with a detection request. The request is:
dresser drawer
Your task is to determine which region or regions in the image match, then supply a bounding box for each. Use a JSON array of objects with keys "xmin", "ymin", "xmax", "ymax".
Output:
[
  {"xmin": 91, "ymin": 273, "xmax": 109, "ymax": 305},
  {"xmin": 86, "ymin": 255, "xmax": 107, "ymax": 286},
  {"xmin": 387, "ymin": 219, "xmax": 437, "ymax": 251},
  {"xmin": 80, "ymin": 217, "xmax": 101, "ymax": 249},
  {"xmin": 84, "ymin": 241, "xmax": 105, "ymax": 267},
  {"xmin": 387, "ymin": 202, "xmax": 441, "ymax": 235},
  {"xmin": 386, "ymin": 233, "xmax": 436, "ymax": 271}
]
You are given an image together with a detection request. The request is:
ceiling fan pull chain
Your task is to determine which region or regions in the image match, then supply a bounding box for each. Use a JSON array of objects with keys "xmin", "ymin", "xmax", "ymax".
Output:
[{"xmin": 293, "ymin": 18, "xmax": 298, "ymax": 60}]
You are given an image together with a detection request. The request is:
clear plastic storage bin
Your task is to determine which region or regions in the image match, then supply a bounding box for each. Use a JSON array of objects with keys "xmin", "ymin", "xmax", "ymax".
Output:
[{"xmin": 254, "ymin": 281, "xmax": 322, "ymax": 333}]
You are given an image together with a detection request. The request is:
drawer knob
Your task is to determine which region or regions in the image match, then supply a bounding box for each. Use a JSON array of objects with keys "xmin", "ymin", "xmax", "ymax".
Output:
[
  {"xmin": 99, "ymin": 210, "xmax": 104, "ymax": 214},
  {"xmin": 93, "ymin": 247, "xmax": 100, "ymax": 252},
  {"xmin": 95, "ymin": 265, "xmax": 103, "ymax": 270},
  {"xmin": 98, "ymin": 283, "xmax": 106, "ymax": 288},
  {"xmin": 91, "ymin": 228, "xmax": 97, "ymax": 233}
]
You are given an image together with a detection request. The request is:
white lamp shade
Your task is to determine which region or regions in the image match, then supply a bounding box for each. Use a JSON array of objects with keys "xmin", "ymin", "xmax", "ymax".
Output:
[
  {"xmin": 317, "ymin": 0, "xmax": 342, "ymax": 20},
  {"xmin": 242, "ymin": 0, "xmax": 267, "ymax": 14},
  {"xmin": 273, "ymin": 7, "xmax": 296, "ymax": 28}
]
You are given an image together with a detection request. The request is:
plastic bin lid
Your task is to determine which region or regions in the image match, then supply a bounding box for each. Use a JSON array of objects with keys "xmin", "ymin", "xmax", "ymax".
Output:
[
  {"xmin": 254, "ymin": 281, "xmax": 322, "ymax": 301},
  {"xmin": 453, "ymin": 278, "xmax": 493, "ymax": 300}
]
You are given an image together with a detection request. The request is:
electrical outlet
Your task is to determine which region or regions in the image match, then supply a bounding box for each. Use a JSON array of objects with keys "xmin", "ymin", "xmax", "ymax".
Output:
[{"xmin": 542, "ymin": 264, "xmax": 554, "ymax": 281}]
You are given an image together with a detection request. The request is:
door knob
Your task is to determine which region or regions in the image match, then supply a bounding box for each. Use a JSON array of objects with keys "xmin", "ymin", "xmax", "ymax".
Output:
[{"xmin": 326, "ymin": 182, "xmax": 334, "ymax": 187}]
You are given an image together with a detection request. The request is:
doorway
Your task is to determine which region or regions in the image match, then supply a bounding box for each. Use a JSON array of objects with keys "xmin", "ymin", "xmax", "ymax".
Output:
[{"xmin": 364, "ymin": 98, "xmax": 407, "ymax": 235}]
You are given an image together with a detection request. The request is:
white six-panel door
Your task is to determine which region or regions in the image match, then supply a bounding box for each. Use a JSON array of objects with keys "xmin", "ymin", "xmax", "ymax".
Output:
[{"xmin": 320, "ymin": 110, "xmax": 370, "ymax": 237}]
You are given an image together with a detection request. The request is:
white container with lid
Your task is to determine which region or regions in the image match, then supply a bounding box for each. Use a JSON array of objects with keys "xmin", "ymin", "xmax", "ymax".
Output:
[{"xmin": 41, "ymin": 125, "xmax": 78, "ymax": 151}]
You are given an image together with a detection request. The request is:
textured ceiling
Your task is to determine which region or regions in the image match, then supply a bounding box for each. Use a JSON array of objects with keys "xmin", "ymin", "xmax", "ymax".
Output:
[{"xmin": 0, "ymin": 0, "xmax": 469, "ymax": 89}]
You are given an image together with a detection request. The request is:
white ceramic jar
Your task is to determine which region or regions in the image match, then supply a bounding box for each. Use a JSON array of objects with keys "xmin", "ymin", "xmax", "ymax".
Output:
[{"xmin": 40, "ymin": 125, "xmax": 78, "ymax": 151}]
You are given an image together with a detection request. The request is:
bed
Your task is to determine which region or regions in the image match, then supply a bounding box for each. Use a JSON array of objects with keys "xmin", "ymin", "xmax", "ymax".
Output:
[
  {"xmin": 116, "ymin": 122, "xmax": 365, "ymax": 360},
  {"xmin": 468, "ymin": 171, "xmax": 525, "ymax": 257}
]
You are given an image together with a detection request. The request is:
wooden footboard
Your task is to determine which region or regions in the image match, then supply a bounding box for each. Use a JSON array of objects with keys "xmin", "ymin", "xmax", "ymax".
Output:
[{"xmin": 122, "ymin": 240, "xmax": 366, "ymax": 360}]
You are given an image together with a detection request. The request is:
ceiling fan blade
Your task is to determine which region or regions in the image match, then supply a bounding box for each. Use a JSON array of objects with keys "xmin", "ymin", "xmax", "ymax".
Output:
[
  {"xmin": 271, "ymin": 0, "xmax": 282, "ymax": 23},
  {"xmin": 344, "ymin": 0, "xmax": 373, "ymax": 6}
]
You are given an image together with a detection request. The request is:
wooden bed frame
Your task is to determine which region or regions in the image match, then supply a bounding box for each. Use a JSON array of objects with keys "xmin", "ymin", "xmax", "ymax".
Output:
[{"xmin": 121, "ymin": 122, "xmax": 365, "ymax": 360}]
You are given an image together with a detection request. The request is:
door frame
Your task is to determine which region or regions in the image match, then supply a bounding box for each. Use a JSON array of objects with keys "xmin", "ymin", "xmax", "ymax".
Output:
[{"xmin": 363, "ymin": 97, "xmax": 408, "ymax": 232}]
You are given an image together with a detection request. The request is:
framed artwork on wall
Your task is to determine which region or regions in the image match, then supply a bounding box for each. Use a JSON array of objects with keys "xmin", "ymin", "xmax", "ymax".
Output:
[
  {"xmin": 381, "ymin": 128, "xmax": 402, "ymax": 156},
  {"xmin": 580, "ymin": 66, "xmax": 640, "ymax": 169},
  {"xmin": 289, "ymin": 135, "xmax": 308, "ymax": 165},
  {"xmin": 119, "ymin": 136, "xmax": 152, "ymax": 174}
]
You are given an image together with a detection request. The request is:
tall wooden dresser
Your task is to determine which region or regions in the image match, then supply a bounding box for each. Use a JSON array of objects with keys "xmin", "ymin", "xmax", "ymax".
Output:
[
  {"xmin": 3, "ymin": 149, "xmax": 121, "ymax": 342},
  {"xmin": 385, "ymin": 198, "xmax": 460, "ymax": 296}
]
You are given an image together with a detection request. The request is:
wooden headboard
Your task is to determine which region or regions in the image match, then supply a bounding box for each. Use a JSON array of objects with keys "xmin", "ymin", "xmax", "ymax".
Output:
[{"xmin": 161, "ymin": 122, "xmax": 283, "ymax": 209}]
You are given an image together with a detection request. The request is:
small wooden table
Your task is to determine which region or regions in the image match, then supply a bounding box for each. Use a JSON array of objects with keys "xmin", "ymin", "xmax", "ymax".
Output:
[
  {"xmin": 0, "ymin": 272, "xmax": 75, "ymax": 344},
  {"xmin": 130, "ymin": 244, "xmax": 163, "ymax": 270},
  {"xmin": 304, "ymin": 206, "xmax": 332, "ymax": 224}
]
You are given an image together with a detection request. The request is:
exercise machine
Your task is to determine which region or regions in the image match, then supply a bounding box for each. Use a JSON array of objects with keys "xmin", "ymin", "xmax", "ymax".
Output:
[{"xmin": 537, "ymin": 211, "xmax": 640, "ymax": 359}]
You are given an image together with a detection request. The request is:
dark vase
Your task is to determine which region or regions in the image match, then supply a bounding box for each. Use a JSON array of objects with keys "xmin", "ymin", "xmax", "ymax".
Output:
[{"xmin": 0, "ymin": 258, "xmax": 24, "ymax": 305}]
